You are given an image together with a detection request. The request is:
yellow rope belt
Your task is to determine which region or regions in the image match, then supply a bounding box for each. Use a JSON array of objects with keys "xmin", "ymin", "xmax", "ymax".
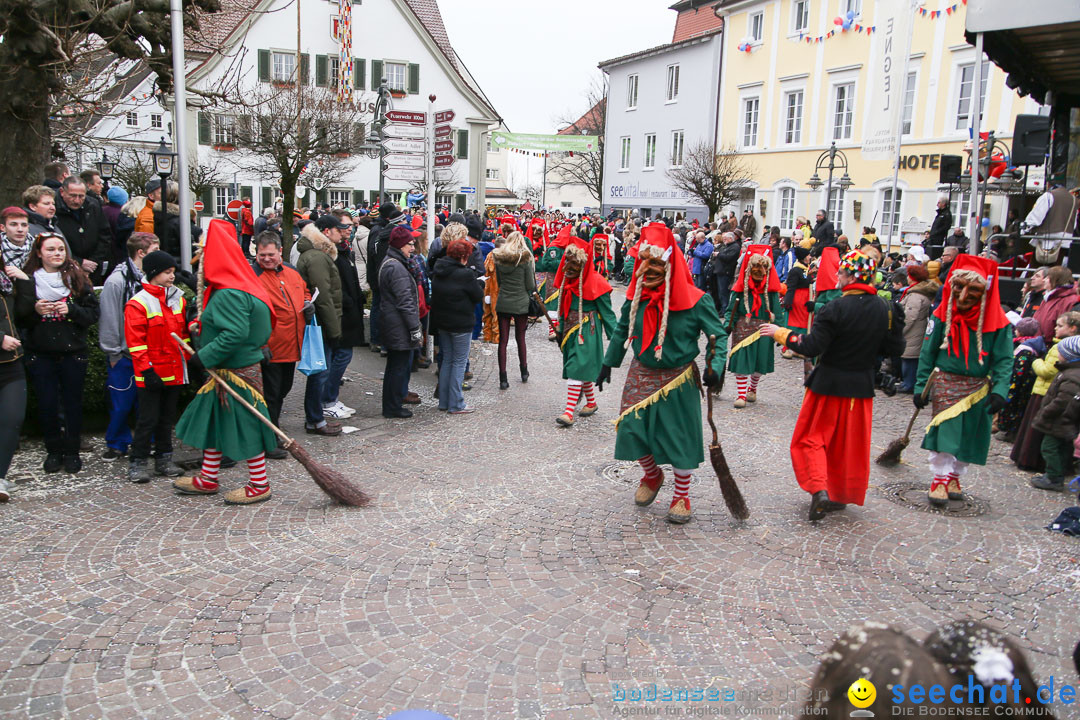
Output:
[
  {"xmin": 728, "ymin": 330, "xmax": 762, "ymax": 358},
  {"xmin": 544, "ymin": 288, "xmax": 561, "ymax": 304},
  {"xmin": 196, "ymin": 369, "xmax": 269, "ymax": 410},
  {"xmin": 559, "ymin": 315, "xmax": 590, "ymax": 349},
  {"xmin": 614, "ymin": 364, "xmax": 695, "ymax": 430},
  {"xmin": 925, "ymin": 383, "xmax": 989, "ymax": 432}
]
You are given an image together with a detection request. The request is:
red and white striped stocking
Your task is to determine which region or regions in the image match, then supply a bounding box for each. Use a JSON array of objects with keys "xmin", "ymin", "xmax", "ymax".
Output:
[
  {"xmin": 244, "ymin": 453, "xmax": 269, "ymax": 497},
  {"xmin": 195, "ymin": 449, "xmax": 221, "ymax": 490},
  {"xmin": 564, "ymin": 381, "xmax": 582, "ymax": 415},
  {"xmin": 672, "ymin": 468, "xmax": 692, "ymax": 500},
  {"xmin": 735, "ymin": 375, "xmax": 749, "ymax": 400},
  {"xmin": 582, "ymin": 381, "xmax": 596, "ymax": 407},
  {"xmin": 638, "ymin": 455, "xmax": 662, "ymax": 484},
  {"xmin": 749, "ymin": 373, "xmax": 761, "ymax": 393}
]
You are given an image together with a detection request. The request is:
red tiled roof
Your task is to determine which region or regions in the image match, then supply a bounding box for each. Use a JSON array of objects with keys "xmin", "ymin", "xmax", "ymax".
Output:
[
  {"xmin": 672, "ymin": 6, "xmax": 724, "ymax": 43},
  {"xmin": 401, "ymin": 0, "xmax": 459, "ymax": 71},
  {"xmin": 558, "ymin": 101, "xmax": 604, "ymax": 135}
]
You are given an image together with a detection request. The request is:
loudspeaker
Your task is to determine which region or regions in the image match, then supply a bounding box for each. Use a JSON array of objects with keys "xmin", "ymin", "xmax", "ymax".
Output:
[
  {"xmin": 939, "ymin": 155, "xmax": 963, "ymax": 184},
  {"xmin": 1012, "ymin": 114, "xmax": 1051, "ymax": 165}
]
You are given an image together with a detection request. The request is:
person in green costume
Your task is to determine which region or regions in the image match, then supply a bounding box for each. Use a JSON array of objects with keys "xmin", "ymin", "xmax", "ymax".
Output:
[
  {"xmin": 173, "ymin": 220, "xmax": 280, "ymax": 505},
  {"xmin": 537, "ymin": 225, "xmax": 573, "ymax": 341},
  {"xmin": 914, "ymin": 254, "xmax": 1012, "ymax": 506},
  {"xmin": 553, "ymin": 236, "xmax": 616, "ymax": 426},
  {"xmin": 725, "ymin": 244, "xmax": 787, "ymax": 408},
  {"xmin": 596, "ymin": 224, "xmax": 727, "ymax": 524}
]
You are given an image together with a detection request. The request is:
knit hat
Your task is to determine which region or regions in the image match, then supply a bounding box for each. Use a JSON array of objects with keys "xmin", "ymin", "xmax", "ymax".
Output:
[
  {"xmin": 839, "ymin": 250, "xmax": 876, "ymax": 284},
  {"xmin": 145, "ymin": 178, "xmax": 162, "ymax": 195},
  {"xmin": 389, "ymin": 225, "xmax": 416, "ymax": 249},
  {"xmin": 142, "ymin": 250, "xmax": 177, "ymax": 282},
  {"xmin": 379, "ymin": 203, "xmax": 403, "ymax": 221},
  {"xmin": 1014, "ymin": 317, "xmax": 1039, "ymax": 337},
  {"xmin": 793, "ymin": 246, "xmax": 811, "ymax": 263},
  {"xmin": 107, "ymin": 186, "xmax": 129, "ymax": 205},
  {"xmin": 1058, "ymin": 336, "xmax": 1080, "ymax": 363}
]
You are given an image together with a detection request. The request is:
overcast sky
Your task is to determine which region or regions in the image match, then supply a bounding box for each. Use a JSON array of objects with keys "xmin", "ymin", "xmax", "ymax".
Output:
[{"xmin": 439, "ymin": 0, "xmax": 677, "ymax": 133}]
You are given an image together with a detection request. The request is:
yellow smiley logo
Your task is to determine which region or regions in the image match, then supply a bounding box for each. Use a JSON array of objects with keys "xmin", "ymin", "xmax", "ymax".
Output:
[{"xmin": 848, "ymin": 678, "xmax": 876, "ymax": 709}]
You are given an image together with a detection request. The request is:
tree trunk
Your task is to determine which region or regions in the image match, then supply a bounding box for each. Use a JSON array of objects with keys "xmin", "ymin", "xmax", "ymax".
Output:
[
  {"xmin": 280, "ymin": 176, "xmax": 297, "ymax": 257},
  {"xmin": 0, "ymin": 63, "xmax": 52, "ymax": 207}
]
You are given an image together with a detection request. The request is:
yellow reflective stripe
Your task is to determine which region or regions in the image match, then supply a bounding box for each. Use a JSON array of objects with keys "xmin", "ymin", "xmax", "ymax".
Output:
[
  {"xmin": 145, "ymin": 311, "xmax": 162, "ymax": 318},
  {"xmin": 128, "ymin": 345, "xmax": 148, "ymax": 352},
  {"xmin": 132, "ymin": 296, "xmax": 150, "ymax": 310},
  {"xmin": 134, "ymin": 376, "xmax": 143, "ymax": 382},
  {"xmin": 159, "ymin": 376, "xmax": 176, "ymax": 382}
]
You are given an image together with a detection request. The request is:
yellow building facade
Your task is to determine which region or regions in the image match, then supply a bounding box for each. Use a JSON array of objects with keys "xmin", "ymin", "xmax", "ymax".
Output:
[{"xmin": 715, "ymin": 0, "xmax": 1045, "ymax": 248}]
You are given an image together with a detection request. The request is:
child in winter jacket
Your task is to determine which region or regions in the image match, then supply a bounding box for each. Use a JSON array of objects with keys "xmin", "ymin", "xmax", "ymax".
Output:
[{"xmin": 1031, "ymin": 335, "xmax": 1080, "ymax": 491}]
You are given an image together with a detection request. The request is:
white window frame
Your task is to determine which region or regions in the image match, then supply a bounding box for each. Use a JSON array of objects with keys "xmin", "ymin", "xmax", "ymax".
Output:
[
  {"xmin": 385, "ymin": 61, "xmax": 407, "ymax": 92},
  {"xmin": 951, "ymin": 192, "xmax": 972, "ymax": 228},
  {"xmin": 666, "ymin": 64, "xmax": 680, "ymax": 103},
  {"xmin": 844, "ymin": 0, "xmax": 862, "ymax": 17},
  {"xmin": 824, "ymin": 185, "xmax": 846, "ymax": 233},
  {"xmin": 328, "ymin": 189, "xmax": 350, "ymax": 207},
  {"xmin": 791, "ymin": 0, "xmax": 809, "ymax": 34},
  {"xmin": 213, "ymin": 114, "xmax": 235, "ymax": 146},
  {"xmin": 644, "ymin": 133, "xmax": 657, "ymax": 170},
  {"xmin": 150, "ymin": 113, "xmax": 162, "ymax": 129},
  {"xmin": 329, "ymin": 56, "xmax": 341, "ymax": 87},
  {"xmin": 125, "ymin": 111, "xmax": 138, "ymax": 127},
  {"xmin": 626, "ymin": 74, "xmax": 639, "ymax": 110},
  {"xmin": 782, "ymin": 89, "xmax": 804, "ymax": 145},
  {"xmin": 749, "ymin": 11, "xmax": 764, "ymax": 43},
  {"xmin": 670, "ymin": 130, "xmax": 685, "ymax": 168},
  {"xmin": 901, "ymin": 70, "xmax": 918, "ymax": 137},
  {"xmin": 831, "ymin": 82, "xmax": 855, "ymax": 141},
  {"xmin": 271, "ymin": 51, "xmax": 296, "ymax": 83},
  {"xmin": 214, "ymin": 186, "xmax": 236, "ymax": 215},
  {"xmin": 879, "ymin": 186, "xmax": 904, "ymax": 239},
  {"xmin": 741, "ymin": 96, "xmax": 760, "ymax": 149},
  {"xmin": 954, "ymin": 62, "xmax": 988, "ymax": 132},
  {"xmin": 485, "ymin": 168, "xmax": 499, "ymax": 181},
  {"xmin": 777, "ymin": 185, "xmax": 797, "ymax": 233},
  {"xmin": 619, "ymin": 136, "xmax": 631, "ymax": 171}
]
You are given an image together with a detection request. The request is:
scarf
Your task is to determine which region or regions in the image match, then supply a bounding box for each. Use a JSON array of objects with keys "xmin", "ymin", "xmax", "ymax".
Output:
[
  {"xmin": 406, "ymin": 254, "xmax": 428, "ymax": 317},
  {"xmin": 2, "ymin": 233, "xmax": 31, "ymax": 271},
  {"xmin": 945, "ymin": 303, "xmax": 986, "ymax": 366},
  {"xmin": 842, "ymin": 282, "xmax": 878, "ymax": 296},
  {"xmin": 0, "ymin": 269, "xmax": 10, "ymax": 296},
  {"xmin": 34, "ymin": 268, "xmax": 70, "ymax": 302},
  {"xmin": 746, "ymin": 275, "xmax": 768, "ymax": 316}
]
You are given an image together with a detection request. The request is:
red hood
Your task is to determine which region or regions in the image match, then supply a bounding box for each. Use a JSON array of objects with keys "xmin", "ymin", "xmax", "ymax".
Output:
[{"xmin": 201, "ymin": 219, "xmax": 276, "ymax": 327}]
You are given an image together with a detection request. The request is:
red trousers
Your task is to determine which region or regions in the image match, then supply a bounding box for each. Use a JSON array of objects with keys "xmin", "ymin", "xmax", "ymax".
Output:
[{"xmin": 790, "ymin": 390, "xmax": 873, "ymax": 505}]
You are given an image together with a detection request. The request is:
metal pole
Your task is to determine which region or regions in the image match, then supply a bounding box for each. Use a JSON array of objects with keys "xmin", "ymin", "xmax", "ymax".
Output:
[
  {"xmin": 976, "ymin": 132, "xmax": 994, "ymax": 253},
  {"xmin": 968, "ymin": 32, "xmax": 983, "ymax": 256},
  {"xmin": 377, "ymin": 80, "xmax": 387, "ymax": 205},
  {"xmin": 885, "ymin": 0, "xmax": 917, "ymax": 255},
  {"xmin": 825, "ymin": 143, "xmax": 835, "ymax": 226},
  {"xmin": 169, "ymin": 0, "xmax": 192, "ymax": 271},
  {"xmin": 426, "ymin": 94, "xmax": 435, "ymax": 256},
  {"xmin": 541, "ymin": 151, "xmax": 547, "ymax": 211}
]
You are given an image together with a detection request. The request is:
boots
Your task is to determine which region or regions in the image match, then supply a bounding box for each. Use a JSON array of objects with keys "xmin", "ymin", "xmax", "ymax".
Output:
[
  {"xmin": 520, "ymin": 364, "xmax": 529, "ymax": 383},
  {"xmin": 499, "ymin": 372, "xmax": 509, "ymax": 390},
  {"xmin": 154, "ymin": 453, "xmax": 184, "ymax": 477},
  {"xmin": 129, "ymin": 457, "xmax": 152, "ymax": 484}
]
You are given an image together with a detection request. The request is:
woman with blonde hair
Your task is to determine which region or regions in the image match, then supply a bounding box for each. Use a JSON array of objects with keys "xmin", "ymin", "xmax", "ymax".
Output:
[{"xmin": 491, "ymin": 231, "xmax": 536, "ymax": 389}]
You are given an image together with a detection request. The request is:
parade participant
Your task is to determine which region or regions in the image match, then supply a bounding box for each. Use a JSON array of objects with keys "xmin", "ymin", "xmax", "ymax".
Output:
[
  {"xmin": 553, "ymin": 235, "xmax": 616, "ymax": 426},
  {"xmin": 914, "ymin": 255, "xmax": 1012, "ymax": 506},
  {"xmin": 596, "ymin": 224, "xmax": 727, "ymax": 524},
  {"xmin": 591, "ymin": 232, "xmax": 612, "ymax": 278},
  {"xmin": 725, "ymin": 244, "xmax": 786, "ymax": 408},
  {"xmin": 780, "ymin": 246, "xmax": 812, "ymax": 360},
  {"xmin": 760, "ymin": 250, "xmax": 904, "ymax": 520},
  {"xmin": 809, "ymin": 246, "xmax": 841, "ymax": 312},
  {"xmin": 620, "ymin": 220, "xmax": 640, "ymax": 283},
  {"xmin": 538, "ymin": 225, "xmax": 573, "ymax": 341},
  {"xmin": 173, "ymin": 220, "xmax": 280, "ymax": 505}
]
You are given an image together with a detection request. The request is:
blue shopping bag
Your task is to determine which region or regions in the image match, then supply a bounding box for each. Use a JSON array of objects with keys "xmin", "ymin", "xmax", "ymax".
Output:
[{"xmin": 298, "ymin": 316, "xmax": 327, "ymax": 376}]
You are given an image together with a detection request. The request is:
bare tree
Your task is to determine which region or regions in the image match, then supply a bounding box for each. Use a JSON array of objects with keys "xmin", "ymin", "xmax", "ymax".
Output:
[
  {"xmin": 111, "ymin": 147, "xmax": 156, "ymax": 198},
  {"xmin": 229, "ymin": 83, "xmax": 367, "ymax": 251},
  {"xmin": 504, "ymin": 165, "xmax": 539, "ymax": 205},
  {"xmin": 0, "ymin": 0, "xmax": 223, "ymax": 205},
  {"xmin": 409, "ymin": 165, "xmax": 461, "ymax": 205},
  {"xmin": 666, "ymin": 143, "xmax": 756, "ymax": 222},
  {"xmin": 547, "ymin": 77, "xmax": 606, "ymax": 205},
  {"xmin": 187, "ymin": 152, "xmax": 225, "ymax": 203}
]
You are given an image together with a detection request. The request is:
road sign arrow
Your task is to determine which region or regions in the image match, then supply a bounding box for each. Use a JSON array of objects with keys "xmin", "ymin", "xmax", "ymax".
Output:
[
  {"xmin": 435, "ymin": 109, "xmax": 455, "ymax": 124},
  {"xmin": 433, "ymin": 139, "xmax": 454, "ymax": 152},
  {"xmin": 434, "ymin": 124, "xmax": 453, "ymax": 138},
  {"xmin": 383, "ymin": 124, "xmax": 426, "ymax": 139},
  {"xmin": 384, "ymin": 153, "xmax": 426, "ymax": 168},
  {"xmin": 434, "ymin": 155, "xmax": 455, "ymax": 168},
  {"xmin": 383, "ymin": 167, "xmax": 427, "ymax": 182},
  {"xmin": 382, "ymin": 138, "xmax": 425, "ymax": 153},
  {"xmin": 385, "ymin": 110, "xmax": 426, "ymax": 125}
]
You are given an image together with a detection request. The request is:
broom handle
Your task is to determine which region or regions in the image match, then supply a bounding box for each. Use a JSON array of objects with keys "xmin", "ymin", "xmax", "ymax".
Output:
[
  {"xmin": 903, "ymin": 368, "xmax": 939, "ymax": 441},
  {"xmin": 172, "ymin": 332, "xmax": 293, "ymax": 446},
  {"xmin": 532, "ymin": 292, "xmax": 558, "ymax": 333},
  {"xmin": 705, "ymin": 335, "xmax": 719, "ymax": 445}
]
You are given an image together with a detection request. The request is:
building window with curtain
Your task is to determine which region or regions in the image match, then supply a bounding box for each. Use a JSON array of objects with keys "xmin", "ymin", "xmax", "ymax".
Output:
[
  {"xmin": 666, "ymin": 64, "xmax": 680, "ymax": 102},
  {"xmin": 779, "ymin": 187, "xmax": 796, "ymax": 231},
  {"xmin": 626, "ymin": 75, "xmax": 638, "ymax": 110},
  {"xmin": 385, "ymin": 62, "xmax": 407, "ymax": 92},
  {"xmin": 620, "ymin": 137, "xmax": 631, "ymax": 170},
  {"xmin": 792, "ymin": 0, "xmax": 809, "ymax": 33},
  {"xmin": 826, "ymin": 186, "xmax": 846, "ymax": 229},
  {"xmin": 832, "ymin": 83, "xmax": 854, "ymax": 141},
  {"xmin": 670, "ymin": 131, "xmax": 684, "ymax": 167},
  {"xmin": 955, "ymin": 63, "xmax": 988, "ymax": 131},
  {"xmin": 742, "ymin": 97, "xmax": 759, "ymax": 148},
  {"xmin": 215, "ymin": 186, "xmax": 236, "ymax": 215},
  {"xmin": 644, "ymin": 134, "xmax": 656, "ymax": 169},
  {"xmin": 784, "ymin": 90, "xmax": 803, "ymax": 144},
  {"xmin": 749, "ymin": 11, "xmax": 764, "ymax": 42},
  {"xmin": 901, "ymin": 72, "xmax": 917, "ymax": 136},
  {"xmin": 272, "ymin": 52, "xmax": 296, "ymax": 82},
  {"xmin": 881, "ymin": 188, "xmax": 903, "ymax": 237}
]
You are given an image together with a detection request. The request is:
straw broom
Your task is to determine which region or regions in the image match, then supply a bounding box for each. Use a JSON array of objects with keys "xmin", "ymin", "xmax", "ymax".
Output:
[
  {"xmin": 172, "ymin": 333, "xmax": 371, "ymax": 506},
  {"xmin": 876, "ymin": 368, "xmax": 939, "ymax": 467},
  {"xmin": 705, "ymin": 336, "xmax": 749, "ymax": 520}
]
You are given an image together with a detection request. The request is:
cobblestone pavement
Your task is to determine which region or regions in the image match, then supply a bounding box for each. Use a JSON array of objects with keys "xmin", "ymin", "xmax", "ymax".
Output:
[{"xmin": 2, "ymin": 290, "xmax": 1079, "ymax": 720}]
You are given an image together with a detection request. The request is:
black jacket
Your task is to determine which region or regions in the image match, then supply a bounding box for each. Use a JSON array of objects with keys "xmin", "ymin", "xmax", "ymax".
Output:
[
  {"xmin": 811, "ymin": 219, "xmax": 835, "ymax": 246},
  {"xmin": 53, "ymin": 195, "xmax": 111, "ymax": 278},
  {"xmin": 782, "ymin": 264, "xmax": 811, "ymax": 311},
  {"xmin": 14, "ymin": 277, "xmax": 100, "ymax": 355},
  {"xmin": 711, "ymin": 239, "xmax": 742, "ymax": 280},
  {"xmin": 333, "ymin": 241, "xmax": 367, "ymax": 347},
  {"xmin": 787, "ymin": 289, "xmax": 905, "ymax": 398},
  {"xmin": 367, "ymin": 220, "xmax": 400, "ymax": 292},
  {"xmin": 153, "ymin": 203, "xmax": 202, "ymax": 262},
  {"xmin": 377, "ymin": 246, "xmax": 420, "ymax": 351},
  {"xmin": 429, "ymin": 256, "xmax": 483, "ymax": 334},
  {"xmin": 928, "ymin": 205, "xmax": 953, "ymax": 248}
]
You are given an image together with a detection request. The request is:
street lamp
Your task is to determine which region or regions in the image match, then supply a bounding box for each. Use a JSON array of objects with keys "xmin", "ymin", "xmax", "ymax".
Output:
[
  {"xmin": 95, "ymin": 150, "xmax": 115, "ymax": 191},
  {"xmin": 149, "ymin": 137, "xmax": 176, "ymax": 214},
  {"xmin": 806, "ymin": 142, "xmax": 852, "ymax": 230}
]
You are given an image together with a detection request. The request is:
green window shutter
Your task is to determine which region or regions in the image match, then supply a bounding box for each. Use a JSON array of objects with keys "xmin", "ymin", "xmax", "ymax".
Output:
[
  {"xmin": 258, "ymin": 50, "xmax": 270, "ymax": 82},
  {"xmin": 200, "ymin": 188, "xmax": 214, "ymax": 217},
  {"xmin": 407, "ymin": 63, "xmax": 420, "ymax": 94},
  {"xmin": 261, "ymin": 187, "xmax": 272, "ymax": 210},
  {"xmin": 456, "ymin": 129, "xmax": 469, "ymax": 159},
  {"xmin": 352, "ymin": 190, "xmax": 364, "ymax": 206},
  {"xmin": 353, "ymin": 58, "xmax": 365, "ymax": 90},
  {"xmin": 197, "ymin": 112, "xmax": 211, "ymax": 145},
  {"xmin": 315, "ymin": 55, "xmax": 328, "ymax": 87},
  {"xmin": 300, "ymin": 53, "xmax": 310, "ymax": 85},
  {"xmin": 316, "ymin": 189, "xmax": 328, "ymax": 205},
  {"xmin": 371, "ymin": 60, "xmax": 383, "ymax": 90},
  {"xmin": 369, "ymin": 190, "xmax": 379, "ymax": 205},
  {"xmin": 240, "ymin": 185, "xmax": 253, "ymax": 203},
  {"xmin": 455, "ymin": 193, "xmax": 466, "ymax": 211}
]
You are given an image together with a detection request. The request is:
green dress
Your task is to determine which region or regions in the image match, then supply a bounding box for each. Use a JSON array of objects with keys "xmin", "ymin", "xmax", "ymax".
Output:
[
  {"xmin": 603, "ymin": 295, "xmax": 728, "ymax": 468},
  {"xmin": 176, "ymin": 289, "xmax": 278, "ymax": 460},
  {"xmin": 538, "ymin": 246, "xmax": 565, "ymax": 311},
  {"xmin": 915, "ymin": 320, "xmax": 1013, "ymax": 464},
  {"xmin": 560, "ymin": 294, "xmax": 616, "ymax": 381},
  {"xmin": 724, "ymin": 291, "xmax": 786, "ymax": 376},
  {"xmin": 809, "ymin": 288, "xmax": 841, "ymax": 313}
]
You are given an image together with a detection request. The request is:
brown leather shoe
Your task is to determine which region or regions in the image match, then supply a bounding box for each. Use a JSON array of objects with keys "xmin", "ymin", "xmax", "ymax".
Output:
[
  {"xmin": 403, "ymin": 392, "xmax": 421, "ymax": 405},
  {"xmin": 306, "ymin": 423, "xmax": 342, "ymax": 436}
]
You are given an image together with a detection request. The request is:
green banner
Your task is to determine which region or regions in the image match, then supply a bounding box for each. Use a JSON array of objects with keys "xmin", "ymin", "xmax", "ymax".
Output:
[{"xmin": 490, "ymin": 131, "xmax": 600, "ymax": 153}]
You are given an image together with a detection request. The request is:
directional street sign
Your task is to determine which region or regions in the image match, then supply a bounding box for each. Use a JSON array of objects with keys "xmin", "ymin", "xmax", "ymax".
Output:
[
  {"xmin": 435, "ymin": 109, "xmax": 455, "ymax": 124},
  {"xmin": 382, "ymin": 138, "xmax": 425, "ymax": 153},
  {"xmin": 384, "ymin": 167, "xmax": 427, "ymax": 182},
  {"xmin": 434, "ymin": 155, "xmax": 455, "ymax": 168},
  {"xmin": 434, "ymin": 124, "xmax": 453, "ymax": 138},
  {"xmin": 383, "ymin": 124, "xmax": 425, "ymax": 139},
  {"xmin": 385, "ymin": 110, "xmax": 426, "ymax": 125},
  {"xmin": 434, "ymin": 169, "xmax": 455, "ymax": 182},
  {"xmin": 383, "ymin": 153, "xmax": 426, "ymax": 168},
  {"xmin": 459, "ymin": 187, "xmax": 476, "ymax": 194},
  {"xmin": 433, "ymin": 139, "xmax": 454, "ymax": 153}
]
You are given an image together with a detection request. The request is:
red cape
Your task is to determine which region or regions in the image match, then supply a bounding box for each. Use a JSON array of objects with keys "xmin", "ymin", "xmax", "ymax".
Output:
[
  {"xmin": 815, "ymin": 246, "xmax": 840, "ymax": 293},
  {"xmin": 932, "ymin": 254, "xmax": 1010, "ymax": 365},
  {"xmin": 592, "ymin": 233, "xmax": 613, "ymax": 260},
  {"xmin": 730, "ymin": 244, "xmax": 782, "ymax": 292},
  {"xmin": 550, "ymin": 225, "xmax": 573, "ymax": 249},
  {"xmin": 527, "ymin": 218, "xmax": 549, "ymax": 251},
  {"xmin": 555, "ymin": 236, "xmax": 612, "ymax": 318},
  {"xmin": 625, "ymin": 224, "xmax": 704, "ymax": 355},
  {"xmin": 201, "ymin": 219, "xmax": 276, "ymax": 327}
]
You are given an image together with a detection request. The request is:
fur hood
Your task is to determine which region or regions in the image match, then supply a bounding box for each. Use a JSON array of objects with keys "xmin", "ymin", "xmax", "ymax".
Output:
[
  {"xmin": 491, "ymin": 245, "xmax": 532, "ymax": 266},
  {"xmin": 907, "ymin": 280, "xmax": 939, "ymax": 299},
  {"xmin": 299, "ymin": 223, "xmax": 338, "ymax": 260}
]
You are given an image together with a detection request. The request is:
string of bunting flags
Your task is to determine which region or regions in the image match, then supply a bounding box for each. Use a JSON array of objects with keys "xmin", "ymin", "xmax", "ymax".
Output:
[{"xmin": 737, "ymin": 0, "xmax": 968, "ymax": 53}]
